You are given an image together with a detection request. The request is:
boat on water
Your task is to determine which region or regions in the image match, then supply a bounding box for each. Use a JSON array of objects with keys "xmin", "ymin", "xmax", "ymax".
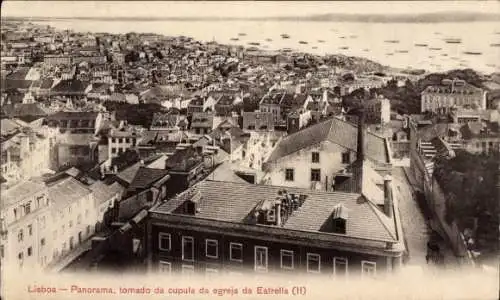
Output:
[
  {"xmin": 441, "ymin": 53, "xmax": 448, "ymax": 57},
  {"xmin": 238, "ymin": 33, "xmax": 247, "ymax": 36},
  {"xmin": 444, "ymin": 38, "xmax": 462, "ymax": 44},
  {"xmin": 414, "ymin": 43, "xmax": 428, "ymax": 47},
  {"xmin": 429, "ymin": 47, "xmax": 442, "ymax": 51},
  {"xmin": 247, "ymin": 46, "xmax": 259, "ymax": 51},
  {"xmin": 298, "ymin": 41, "xmax": 308, "ymax": 44},
  {"xmin": 486, "ymin": 64, "xmax": 497, "ymax": 67},
  {"xmin": 386, "ymin": 53, "xmax": 394, "ymax": 56},
  {"xmin": 230, "ymin": 38, "xmax": 239, "ymax": 41},
  {"xmin": 349, "ymin": 35, "xmax": 358, "ymax": 39},
  {"xmin": 490, "ymin": 43, "xmax": 500, "ymax": 47},
  {"xmin": 463, "ymin": 51, "xmax": 482, "ymax": 55},
  {"xmin": 384, "ymin": 40, "xmax": 400, "ymax": 44},
  {"xmin": 434, "ymin": 32, "xmax": 442, "ymax": 35},
  {"xmin": 317, "ymin": 40, "xmax": 325, "ymax": 43},
  {"xmin": 459, "ymin": 63, "xmax": 468, "ymax": 67},
  {"xmin": 428, "ymin": 56, "xmax": 435, "ymax": 58},
  {"xmin": 339, "ymin": 36, "xmax": 346, "ymax": 39},
  {"xmin": 312, "ymin": 46, "xmax": 318, "ymax": 49},
  {"xmin": 248, "ymin": 42, "xmax": 260, "ymax": 46},
  {"xmin": 281, "ymin": 34, "xmax": 290, "ymax": 39},
  {"xmin": 265, "ymin": 38, "xmax": 273, "ymax": 42},
  {"xmin": 281, "ymin": 48, "xmax": 293, "ymax": 52},
  {"xmin": 339, "ymin": 46, "xmax": 349, "ymax": 50},
  {"xmin": 363, "ymin": 49, "xmax": 370, "ymax": 52},
  {"xmin": 396, "ymin": 50, "xmax": 409, "ymax": 53}
]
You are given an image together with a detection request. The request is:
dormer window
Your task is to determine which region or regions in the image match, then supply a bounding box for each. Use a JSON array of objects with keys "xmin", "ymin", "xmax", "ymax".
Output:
[{"xmin": 332, "ymin": 204, "xmax": 348, "ymax": 234}]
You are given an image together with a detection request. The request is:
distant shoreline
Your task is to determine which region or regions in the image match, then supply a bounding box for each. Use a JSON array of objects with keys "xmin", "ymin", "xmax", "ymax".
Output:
[{"xmin": 3, "ymin": 12, "xmax": 500, "ymax": 23}]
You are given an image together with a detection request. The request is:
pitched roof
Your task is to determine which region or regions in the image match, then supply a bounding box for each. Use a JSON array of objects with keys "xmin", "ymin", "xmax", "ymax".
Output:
[
  {"xmin": 52, "ymin": 79, "xmax": 90, "ymax": 93},
  {"xmin": 47, "ymin": 111, "xmax": 98, "ymax": 121},
  {"xmin": 10, "ymin": 103, "xmax": 50, "ymax": 118},
  {"xmin": 127, "ymin": 167, "xmax": 169, "ymax": 191},
  {"xmin": 89, "ymin": 181, "xmax": 124, "ymax": 205},
  {"xmin": 153, "ymin": 180, "xmax": 397, "ymax": 242},
  {"xmin": 165, "ymin": 147, "xmax": 203, "ymax": 172},
  {"xmin": 1, "ymin": 180, "xmax": 46, "ymax": 209},
  {"xmin": 48, "ymin": 177, "xmax": 92, "ymax": 210},
  {"xmin": 266, "ymin": 117, "xmax": 389, "ymax": 164}
]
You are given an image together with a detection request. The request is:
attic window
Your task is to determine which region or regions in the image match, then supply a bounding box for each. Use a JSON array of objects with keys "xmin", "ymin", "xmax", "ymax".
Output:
[{"xmin": 332, "ymin": 204, "xmax": 348, "ymax": 234}]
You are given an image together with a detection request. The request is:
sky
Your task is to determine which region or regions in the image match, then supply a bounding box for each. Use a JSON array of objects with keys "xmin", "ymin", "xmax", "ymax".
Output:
[{"xmin": 2, "ymin": 1, "xmax": 500, "ymax": 18}]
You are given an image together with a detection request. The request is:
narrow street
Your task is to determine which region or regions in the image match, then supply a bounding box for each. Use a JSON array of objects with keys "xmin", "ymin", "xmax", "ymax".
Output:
[{"xmin": 392, "ymin": 167, "xmax": 432, "ymax": 267}]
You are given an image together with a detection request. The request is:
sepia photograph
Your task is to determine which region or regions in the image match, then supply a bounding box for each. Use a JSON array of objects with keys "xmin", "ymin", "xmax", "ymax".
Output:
[{"xmin": 0, "ymin": 1, "xmax": 499, "ymax": 299}]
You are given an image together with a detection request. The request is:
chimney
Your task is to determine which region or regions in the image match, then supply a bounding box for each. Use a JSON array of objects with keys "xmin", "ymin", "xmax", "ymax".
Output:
[
  {"xmin": 356, "ymin": 109, "xmax": 366, "ymax": 162},
  {"xmin": 275, "ymin": 200, "xmax": 282, "ymax": 227},
  {"xmin": 384, "ymin": 175, "xmax": 394, "ymax": 218}
]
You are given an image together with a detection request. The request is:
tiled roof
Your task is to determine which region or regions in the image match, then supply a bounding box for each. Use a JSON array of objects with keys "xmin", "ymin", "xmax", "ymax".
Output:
[
  {"xmin": 127, "ymin": 167, "xmax": 169, "ymax": 191},
  {"xmin": 89, "ymin": 181, "xmax": 124, "ymax": 205},
  {"xmin": 52, "ymin": 79, "xmax": 90, "ymax": 93},
  {"xmin": 165, "ymin": 147, "xmax": 203, "ymax": 172},
  {"xmin": 48, "ymin": 177, "xmax": 92, "ymax": 210},
  {"xmin": 266, "ymin": 117, "xmax": 389, "ymax": 164},
  {"xmin": 1, "ymin": 180, "xmax": 46, "ymax": 209},
  {"xmin": 10, "ymin": 103, "xmax": 50, "ymax": 118},
  {"xmin": 47, "ymin": 111, "xmax": 98, "ymax": 121},
  {"xmin": 153, "ymin": 180, "xmax": 397, "ymax": 242},
  {"xmin": 1, "ymin": 79, "xmax": 33, "ymax": 91}
]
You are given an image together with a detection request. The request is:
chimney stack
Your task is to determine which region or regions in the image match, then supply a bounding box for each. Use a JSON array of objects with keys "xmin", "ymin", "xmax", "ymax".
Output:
[
  {"xmin": 356, "ymin": 109, "xmax": 366, "ymax": 162},
  {"xmin": 384, "ymin": 175, "xmax": 394, "ymax": 218},
  {"xmin": 275, "ymin": 200, "xmax": 282, "ymax": 227}
]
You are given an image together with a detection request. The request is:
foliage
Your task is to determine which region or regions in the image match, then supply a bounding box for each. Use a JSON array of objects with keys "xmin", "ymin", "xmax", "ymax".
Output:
[{"xmin": 433, "ymin": 150, "xmax": 499, "ymax": 252}]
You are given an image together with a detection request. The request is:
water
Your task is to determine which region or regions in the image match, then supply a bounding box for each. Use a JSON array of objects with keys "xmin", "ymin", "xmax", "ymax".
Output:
[{"xmin": 36, "ymin": 20, "xmax": 500, "ymax": 74}]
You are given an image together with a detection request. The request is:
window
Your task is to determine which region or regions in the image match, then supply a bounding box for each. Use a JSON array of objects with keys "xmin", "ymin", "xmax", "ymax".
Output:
[
  {"xmin": 285, "ymin": 168, "xmax": 294, "ymax": 181},
  {"xmin": 254, "ymin": 246, "xmax": 268, "ymax": 272},
  {"xmin": 111, "ymin": 138, "xmax": 116, "ymax": 143},
  {"xmin": 27, "ymin": 247, "xmax": 32, "ymax": 256},
  {"xmin": 28, "ymin": 224, "xmax": 33, "ymax": 236},
  {"xmin": 159, "ymin": 233, "xmax": 171, "ymax": 251},
  {"xmin": 182, "ymin": 236, "xmax": 194, "ymax": 261},
  {"xmin": 158, "ymin": 261, "xmax": 171, "ymax": 273},
  {"xmin": 230, "ymin": 242, "xmax": 243, "ymax": 262},
  {"xmin": 111, "ymin": 148, "xmax": 116, "ymax": 154},
  {"xmin": 18, "ymin": 252, "xmax": 23, "ymax": 260},
  {"xmin": 306, "ymin": 253, "xmax": 321, "ymax": 273},
  {"xmin": 311, "ymin": 169, "xmax": 321, "ymax": 182},
  {"xmin": 119, "ymin": 138, "xmax": 123, "ymax": 143},
  {"xmin": 341, "ymin": 152, "xmax": 350, "ymax": 164},
  {"xmin": 0, "ymin": 245, "xmax": 4, "ymax": 258},
  {"xmin": 77, "ymin": 214, "xmax": 82, "ymax": 225},
  {"xmin": 25, "ymin": 202, "xmax": 31, "ymax": 214},
  {"xmin": 41, "ymin": 238, "xmax": 46, "ymax": 247},
  {"xmin": 69, "ymin": 220, "xmax": 73, "ymax": 228},
  {"xmin": 86, "ymin": 225, "xmax": 90, "ymax": 235},
  {"xmin": 205, "ymin": 239, "xmax": 218, "ymax": 259},
  {"xmin": 18, "ymin": 229, "xmax": 23, "ymax": 242},
  {"xmin": 312, "ymin": 152, "xmax": 320, "ymax": 163},
  {"xmin": 13, "ymin": 208, "xmax": 17, "ymax": 219},
  {"xmin": 361, "ymin": 261, "xmax": 376, "ymax": 277},
  {"xmin": 280, "ymin": 250, "xmax": 294, "ymax": 270},
  {"xmin": 333, "ymin": 257, "xmax": 348, "ymax": 277},
  {"xmin": 181, "ymin": 264, "xmax": 195, "ymax": 275}
]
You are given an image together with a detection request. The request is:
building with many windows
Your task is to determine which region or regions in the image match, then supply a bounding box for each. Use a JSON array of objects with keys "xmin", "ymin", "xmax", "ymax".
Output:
[
  {"xmin": 0, "ymin": 180, "xmax": 51, "ymax": 270},
  {"xmin": 146, "ymin": 177, "xmax": 405, "ymax": 277},
  {"xmin": 420, "ymin": 79, "xmax": 487, "ymax": 113}
]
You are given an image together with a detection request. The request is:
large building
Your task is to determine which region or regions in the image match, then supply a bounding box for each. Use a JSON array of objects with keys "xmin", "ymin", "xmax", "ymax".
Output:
[
  {"xmin": 262, "ymin": 116, "xmax": 392, "ymax": 190},
  {"xmin": 146, "ymin": 178, "xmax": 404, "ymax": 277},
  {"xmin": 420, "ymin": 79, "xmax": 487, "ymax": 113}
]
